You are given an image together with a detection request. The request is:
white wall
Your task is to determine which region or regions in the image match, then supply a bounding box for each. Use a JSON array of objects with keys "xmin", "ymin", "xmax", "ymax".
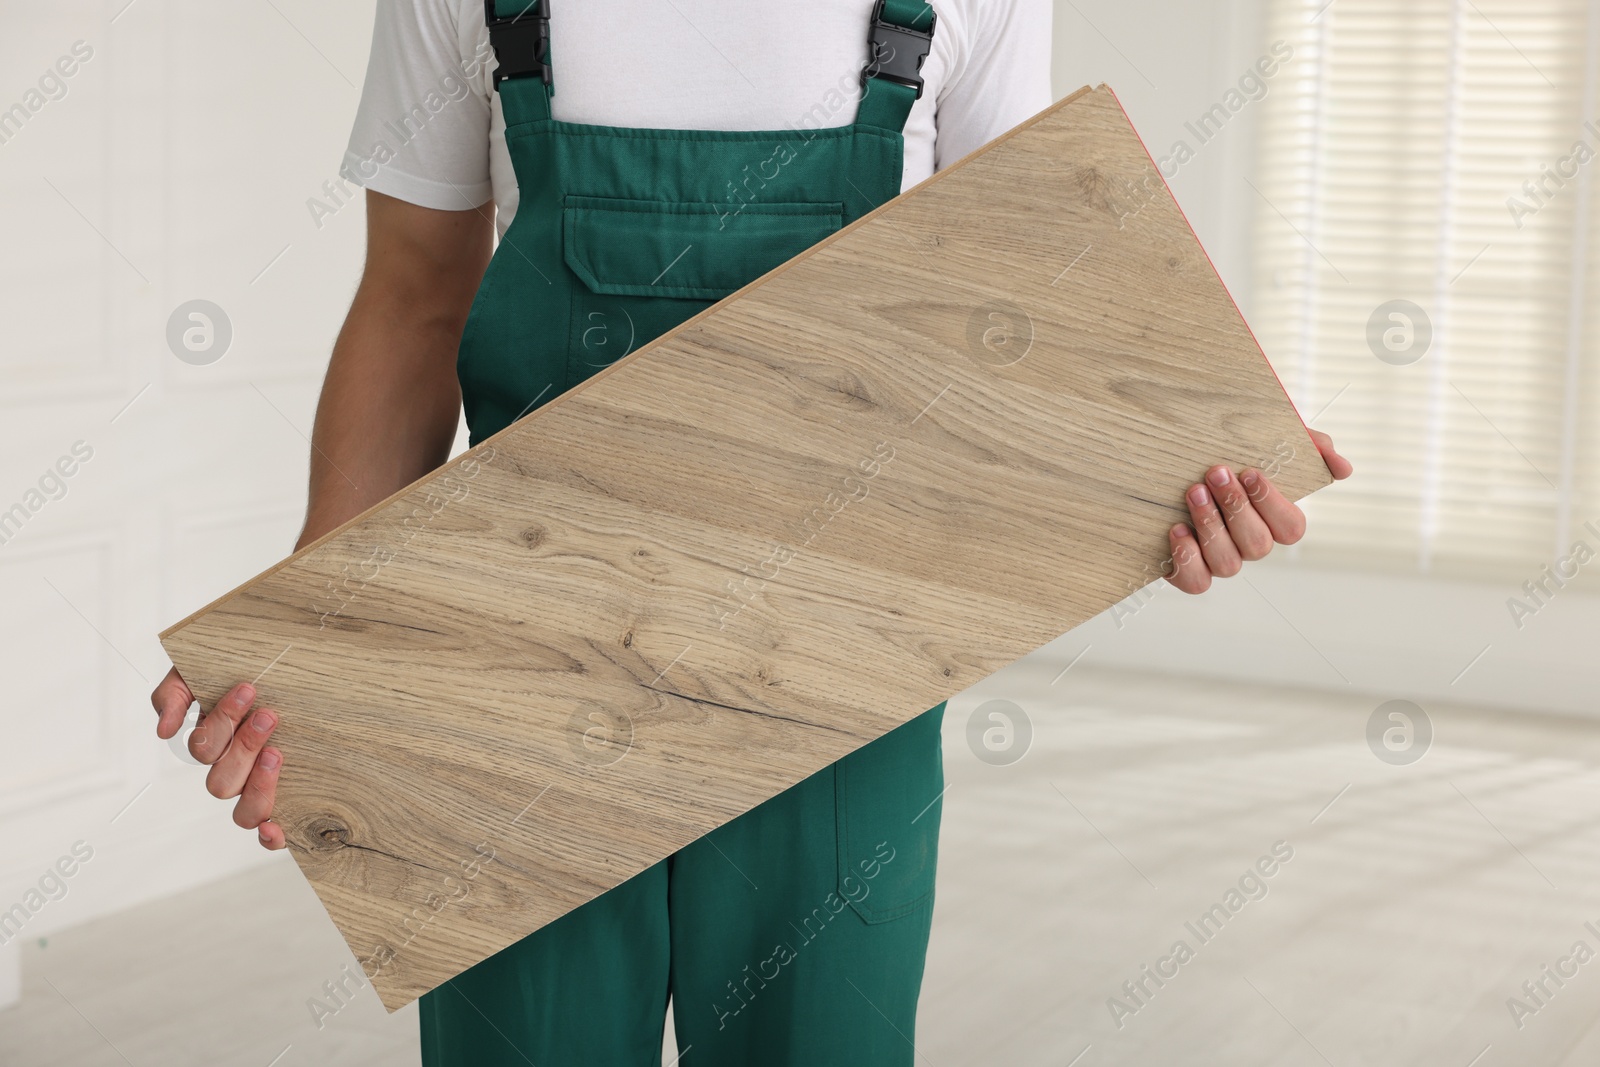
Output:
[{"xmin": 0, "ymin": 0, "xmax": 382, "ymax": 969}]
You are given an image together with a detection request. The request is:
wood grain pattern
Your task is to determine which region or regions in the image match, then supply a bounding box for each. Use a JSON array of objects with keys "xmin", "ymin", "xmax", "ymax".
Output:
[{"xmin": 160, "ymin": 85, "xmax": 1331, "ymax": 1010}]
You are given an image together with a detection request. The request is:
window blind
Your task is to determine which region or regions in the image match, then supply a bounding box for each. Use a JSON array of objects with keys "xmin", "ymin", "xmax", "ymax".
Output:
[{"xmin": 1253, "ymin": 0, "xmax": 1600, "ymax": 583}]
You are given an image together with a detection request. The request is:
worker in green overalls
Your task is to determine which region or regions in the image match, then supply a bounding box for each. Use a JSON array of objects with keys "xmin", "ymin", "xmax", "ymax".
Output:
[
  {"xmin": 150, "ymin": 0, "xmax": 1352, "ymax": 1062},
  {"xmin": 426, "ymin": 5, "xmax": 948, "ymax": 1061}
]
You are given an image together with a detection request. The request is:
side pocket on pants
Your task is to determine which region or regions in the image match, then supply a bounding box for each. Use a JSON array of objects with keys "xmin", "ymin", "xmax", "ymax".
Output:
[{"xmin": 834, "ymin": 702, "xmax": 946, "ymax": 925}]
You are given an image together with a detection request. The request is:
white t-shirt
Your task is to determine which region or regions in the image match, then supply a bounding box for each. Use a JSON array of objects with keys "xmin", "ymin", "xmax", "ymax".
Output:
[{"xmin": 340, "ymin": 0, "xmax": 1052, "ymax": 235}]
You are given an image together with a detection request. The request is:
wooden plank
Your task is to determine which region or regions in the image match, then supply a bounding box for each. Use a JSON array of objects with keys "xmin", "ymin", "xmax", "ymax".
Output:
[{"xmin": 160, "ymin": 84, "xmax": 1331, "ymax": 1010}]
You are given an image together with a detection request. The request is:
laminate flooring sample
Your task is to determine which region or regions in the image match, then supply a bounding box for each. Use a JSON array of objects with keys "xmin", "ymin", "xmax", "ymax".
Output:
[{"xmin": 161, "ymin": 85, "xmax": 1333, "ymax": 1009}]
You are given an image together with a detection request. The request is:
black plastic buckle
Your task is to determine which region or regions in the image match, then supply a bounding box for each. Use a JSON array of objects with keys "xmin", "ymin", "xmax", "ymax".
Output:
[
  {"xmin": 485, "ymin": 0, "xmax": 551, "ymax": 90},
  {"xmin": 861, "ymin": 0, "xmax": 935, "ymax": 99}
]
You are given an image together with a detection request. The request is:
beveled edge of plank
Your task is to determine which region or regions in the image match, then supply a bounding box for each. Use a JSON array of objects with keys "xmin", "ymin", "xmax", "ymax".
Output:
[{"xmin": 158, "ymin": 83, "xmax": 1105, "ymax": 643}]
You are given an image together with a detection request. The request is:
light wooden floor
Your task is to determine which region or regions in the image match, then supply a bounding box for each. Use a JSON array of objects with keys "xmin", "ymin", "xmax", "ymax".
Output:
[{"xmin": 5, "ymin": 662, "xmax": 1600, "ymax": 1066}]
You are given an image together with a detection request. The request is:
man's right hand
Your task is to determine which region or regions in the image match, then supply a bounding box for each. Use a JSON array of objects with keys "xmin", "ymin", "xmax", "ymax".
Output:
[{"xmin": 152, "ymin": 668, "xmax": 286, "ymax": 850}]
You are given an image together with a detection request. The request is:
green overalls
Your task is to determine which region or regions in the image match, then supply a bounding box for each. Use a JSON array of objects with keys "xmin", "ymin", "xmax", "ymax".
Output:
[{"xmin": 419, "ymin": 3, "xmax": 946, "ymax": 1063}]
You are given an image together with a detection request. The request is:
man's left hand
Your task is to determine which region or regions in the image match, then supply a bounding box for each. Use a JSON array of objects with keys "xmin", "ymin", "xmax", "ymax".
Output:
[{"xmin": 1165, "ymin": 429, "xmax": 1352, "ymax": 594}]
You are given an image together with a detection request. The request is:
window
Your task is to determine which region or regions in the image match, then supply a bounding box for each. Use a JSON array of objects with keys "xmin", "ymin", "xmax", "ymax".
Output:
[{"xmin": 1252, "ymin": 0, "xmax": 1600, "ymax": 582}]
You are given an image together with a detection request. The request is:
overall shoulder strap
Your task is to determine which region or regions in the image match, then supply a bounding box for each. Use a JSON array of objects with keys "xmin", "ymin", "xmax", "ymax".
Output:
[
  {"xmin": 486, "ymin": 0, "xmax": 553, "ymax": 124},
  {"xmin": 855, "ymin": 0, "xmax": 936, "ymax": 134}
]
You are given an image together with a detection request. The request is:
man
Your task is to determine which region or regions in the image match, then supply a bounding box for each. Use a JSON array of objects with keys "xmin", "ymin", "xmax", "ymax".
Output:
[{"xmin": 151, "ymin": 1, "xmax": 1352, "ymax": 1063}]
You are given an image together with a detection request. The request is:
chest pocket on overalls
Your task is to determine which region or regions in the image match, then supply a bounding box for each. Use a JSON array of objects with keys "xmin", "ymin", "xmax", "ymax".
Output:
[{"xmin": 560, "ymin": 195, "xmax": 844, "ymax": 386}]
